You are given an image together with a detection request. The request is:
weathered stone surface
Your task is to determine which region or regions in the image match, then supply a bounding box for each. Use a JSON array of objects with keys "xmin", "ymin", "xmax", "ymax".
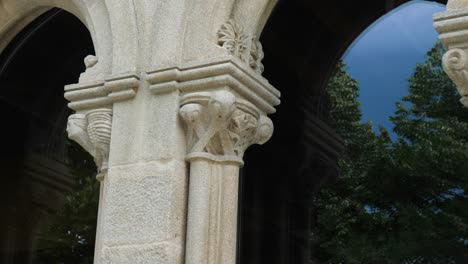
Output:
[
  {"xmin": 101, "ymin": 242, "xmax": 182, "ymax": 264},
  {"xmin": 448, "ymin": 0, "xmax": 468, "ymax": 9},
  {"xmin": 185, "ymin": 160, "xmax": 239, "ymax": 264},
  {"xmin": 100, "ymin": 161, "xmax": 186, "ymax": 246}
]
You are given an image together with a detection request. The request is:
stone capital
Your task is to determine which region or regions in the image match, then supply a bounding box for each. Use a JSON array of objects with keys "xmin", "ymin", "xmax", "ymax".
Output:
[
  {"xmin": 179, "ymin": 90, "xmax": 274, "ymax": 166},
  {"xmin": 434, "ymin": 7, "xmax": 468, "ymax": 107},
  {"xmin": 145, "ymin": 29, "xmax": 280, "ymax": 165},
  {"xmin": 145, "ymin": 50, "xmax": 280, "ymax": 165},
  {"xmin": 64, "ymin": 60, "xmax": 141, "ymax": 179},
  {"xmin": 442, "ymin": 48, "xmax": 468, "ymax": 106},
  {"xmin": 67, "ymin": 109, "xmax": 112, "ymax": 181}
]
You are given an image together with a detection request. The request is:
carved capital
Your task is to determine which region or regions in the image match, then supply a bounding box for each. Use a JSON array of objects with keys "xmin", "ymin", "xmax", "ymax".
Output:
[
  {"xmin": 218, "ymin": 20, "xmax": 264, "ymax": 75},
  {"xmin": 67, "ymin": 108, "xmax": 112, "ymax": 181},
  {"xmin": 434, "ymin": 8, "xmax": 468, "ymax": 107},
  {"xmin": 443, "ymin": 48, "xmax": 468, "ymax": 107},
  {"xmin": 179, "ymin": 91, "xmax": 273, "ymax": 165}
]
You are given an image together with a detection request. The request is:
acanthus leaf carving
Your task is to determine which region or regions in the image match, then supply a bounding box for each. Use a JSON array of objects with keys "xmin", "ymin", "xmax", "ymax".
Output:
[
  {"xmin": 217, "ymin": 20, "xmax": 265, "ymax": 75},
  {"xmin": 179, "ymin": 91, "xmax": 273, "ymax": 164},
  {"xmin": 443, "ymin": 48, "xmax": 468, "ymax": 107},
  {"xmin": 249, "ymin": 39, "xmax": 264, "ymax": 75},
  {"xmin": 67, "ymin": 108, "xmax": 112, "ymax": 181},
  {"xmin": 218, "ymin": 20, "xmax": 250, "ymax": 62}
]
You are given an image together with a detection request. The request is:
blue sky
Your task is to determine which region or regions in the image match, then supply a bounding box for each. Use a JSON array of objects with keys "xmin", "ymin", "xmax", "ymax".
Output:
[{"xmin": 342, "ymin": 1, "xmax": 446, "ymax": 136}]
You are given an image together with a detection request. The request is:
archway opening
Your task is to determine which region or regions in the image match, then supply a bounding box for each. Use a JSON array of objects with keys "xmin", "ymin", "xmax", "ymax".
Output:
[
  {"xmin": 240, "ymin": 0, "xmax": 453, "ymax": 263},
  {"xmin": 0, "ymin": 8, "xmax": 97, "ymax": 264},
  {"xmin": 314, "ymin": 1, "xmax": 468, "ymax": 263}
]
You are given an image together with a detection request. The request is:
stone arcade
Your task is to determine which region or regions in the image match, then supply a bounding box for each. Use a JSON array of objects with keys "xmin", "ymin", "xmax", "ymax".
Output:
[{"xmin": 0, "ymin": 0, "xmax": 463, "ymax": 263}]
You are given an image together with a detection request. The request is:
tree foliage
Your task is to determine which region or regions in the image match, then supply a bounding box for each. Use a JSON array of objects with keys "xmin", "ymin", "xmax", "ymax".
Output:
[
  {"xmin": 313, "ymin": 43, "xmax": 468, "ymax": 263},
  {"xmin": 35, "ymin": 140, "xmax": 98, "ymax": 264}
]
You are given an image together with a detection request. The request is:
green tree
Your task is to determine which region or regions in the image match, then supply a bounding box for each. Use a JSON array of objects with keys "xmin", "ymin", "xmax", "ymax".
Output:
[
  {"xmin": 313, "ymin": 43, "xmax": 468, "ymax": 263},
  {"xmin": 35, "ymin": 140, "xmax": 98, "ymax": 264},
  {"xmin": 386, "ymin": 43, "xmax": 468, "ymax": 263},
  {"xmin": 313, "ymin": 61, "xmax": 391, "ymax": 263}
]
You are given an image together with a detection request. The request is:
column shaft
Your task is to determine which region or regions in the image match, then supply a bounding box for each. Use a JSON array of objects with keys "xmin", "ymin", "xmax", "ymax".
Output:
[{"xmin": 185, "ymin": 160, "xmax": 239, "ymax": 264}]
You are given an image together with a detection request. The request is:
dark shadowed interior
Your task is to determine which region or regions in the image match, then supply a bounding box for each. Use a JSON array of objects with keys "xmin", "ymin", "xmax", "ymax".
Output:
[{"xmin": 0, "ymin": 9, "xmax": 96, "ymax": 264}]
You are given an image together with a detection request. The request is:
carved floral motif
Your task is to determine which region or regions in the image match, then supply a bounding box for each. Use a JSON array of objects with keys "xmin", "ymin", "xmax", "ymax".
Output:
[
  {"xmin": 249, "ymin": 39, "xmax": 264, "ymax": 74},
  {"xmin": 443, "ymin": 48, "xmax": 468, "ymax": 107},
  {"xmin": 179, "ymin": 91, "xmax": 273, "ymax": 164},
  {"xmin": 67, "ymin": 108, "xmax": 112, "ymax": 181},
  {"xmin": 218, "ymin": 21, "xmax": 250, "ymax": 62},
  {"xmin": 218, "ymin": 20, "xmax": 265, "ymax": 75}
]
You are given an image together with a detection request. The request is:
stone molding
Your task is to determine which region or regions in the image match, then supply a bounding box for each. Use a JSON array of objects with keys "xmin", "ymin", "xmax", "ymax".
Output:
[
  {"xmin": 146, "ymin": 57, "xmax": 280, "ymax": 114},
  {"xmin": 65, "ymin": 72, "xmax": 140, "ymax": 111},
  {"xmin": 179, "ymin": 91, "xmax": 273, "ymax": 166},
  {"xmin": 434, "ymin": 7, "xmax": 468, "ymax": 107},
  {"xmin": 65, "ymin": 65, "xmax": 139, "ymax": 180}
]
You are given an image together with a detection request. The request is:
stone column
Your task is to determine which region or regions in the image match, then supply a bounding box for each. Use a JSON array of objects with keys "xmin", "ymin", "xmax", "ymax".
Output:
[
  {"xmin": 180, "ymin": 91, "xmax": 273, "ymax": 264},
  {"xmin": 146, "ymin": 52, "xmax": 280, "ymax": 263},
  {"xmin": 434, "ymin": 0, "xmax": 468, "ymax": 107},
  {"xmin": 57, "ymin": 0, "xmax": 279, "ymax": 263}
]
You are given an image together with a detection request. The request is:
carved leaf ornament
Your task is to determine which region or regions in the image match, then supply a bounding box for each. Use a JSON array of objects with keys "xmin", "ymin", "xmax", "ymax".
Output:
[
  {"xmin": 218, "ymin": 20, "xmax": 265, "ymax": 75},
  {"xmin": 218, "ymin": 21, "xmax": 250, "ymax": 61},
  {"xmin": 180, "ymin": 91, "xmax": 273, "ymax": 165}
]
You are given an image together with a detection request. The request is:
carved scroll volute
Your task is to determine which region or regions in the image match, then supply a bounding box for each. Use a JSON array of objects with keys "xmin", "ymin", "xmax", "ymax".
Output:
[
  {"xmin": 179, "ymin": 91, "xmax": 273, "ymax": 165},
  {"xmin": 67, "ymin": 108, "xmax": 112, "ymax": 181},
  {"xmin": 443, "ymin": 48, "xmax": 468, "ymax": 107}
]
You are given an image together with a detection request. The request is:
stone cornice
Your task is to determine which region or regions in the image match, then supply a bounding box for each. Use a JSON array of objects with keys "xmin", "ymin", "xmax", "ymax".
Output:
[
  {"xmin": 64, "ymin": 72, "xmax": 140, "ymax": 111},
  {"xmin": 434, "ymin": 8, "xmax": 468, "ymax": 48},
  {"xmin": 146, "ymin": 57, "xmax": 280, "ymax": 114}
]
